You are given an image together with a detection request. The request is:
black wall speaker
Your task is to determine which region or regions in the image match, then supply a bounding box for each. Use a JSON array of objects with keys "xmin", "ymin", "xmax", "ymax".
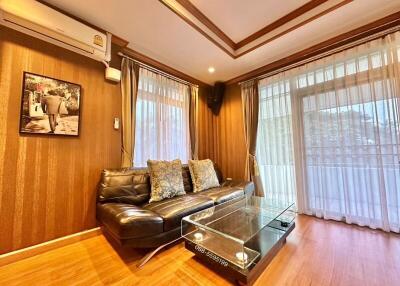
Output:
[{"xmin": 207, "ymin": 81, "xmax": 225, "ymax": 115}]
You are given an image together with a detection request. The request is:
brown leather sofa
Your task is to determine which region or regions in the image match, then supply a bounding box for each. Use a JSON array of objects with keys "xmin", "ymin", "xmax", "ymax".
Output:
[{"xmin": 97, "ymin": 165, "xmax": 254, "ymax": 248}]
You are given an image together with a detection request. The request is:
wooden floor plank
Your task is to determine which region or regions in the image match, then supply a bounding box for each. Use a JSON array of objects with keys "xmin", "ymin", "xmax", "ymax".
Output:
[{"xmin": 0, "ymin": 215, "xmax": 399, "ymax": 286}]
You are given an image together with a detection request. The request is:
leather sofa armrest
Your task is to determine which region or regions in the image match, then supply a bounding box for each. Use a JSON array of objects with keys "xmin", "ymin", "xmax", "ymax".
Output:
[
  {"xmin": 221, "ymin": 180, "xmax": 254, "ymax": 196},
  {"xmin": 97, "ymin": 203, "xmax": 163, "ymax": 239}
]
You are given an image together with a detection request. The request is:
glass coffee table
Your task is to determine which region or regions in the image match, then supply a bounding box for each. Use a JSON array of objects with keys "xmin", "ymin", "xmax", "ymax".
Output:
[{"xmin": 182, "ymin": 196, "xmax": 296, "ymax": 285}]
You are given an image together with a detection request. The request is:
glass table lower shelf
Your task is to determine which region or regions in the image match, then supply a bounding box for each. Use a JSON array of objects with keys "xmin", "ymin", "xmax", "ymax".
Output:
[{"xmin": 182, "ymin": 196, "xmax": 296, "ymax": 285}]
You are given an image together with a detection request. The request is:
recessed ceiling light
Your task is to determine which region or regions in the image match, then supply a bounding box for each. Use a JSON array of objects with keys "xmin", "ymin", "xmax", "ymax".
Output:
[{"xmin": 208, "ymin": 67, "xmax": 215, "ymax": 73}]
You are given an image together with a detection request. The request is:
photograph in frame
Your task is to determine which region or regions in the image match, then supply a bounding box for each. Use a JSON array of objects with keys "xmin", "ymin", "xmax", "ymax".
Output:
[{"xmin": 19, "ymin": 72, "xmax": 81, "ymax": 136}]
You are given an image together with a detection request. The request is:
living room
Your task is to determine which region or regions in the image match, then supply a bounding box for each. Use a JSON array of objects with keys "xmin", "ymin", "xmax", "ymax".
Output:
[{"xmin": 0, "ymin": 0, "xmax": 399, "ymax": 285}]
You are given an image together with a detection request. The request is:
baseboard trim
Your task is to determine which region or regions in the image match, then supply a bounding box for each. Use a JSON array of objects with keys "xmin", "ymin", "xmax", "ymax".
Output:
[{"xmin": 0, "ymin": 227, "xmax": 101, "ymax": 267}]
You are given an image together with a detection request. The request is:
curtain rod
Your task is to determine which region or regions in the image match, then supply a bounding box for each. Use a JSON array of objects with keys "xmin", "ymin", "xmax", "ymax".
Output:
[
  {"xmin": 117, "ymin": 52, "xmax": 198, "ymax": 87},
  {"xmin": 239, "ymin": 25, "xmax": 400, "ymax": 86}
]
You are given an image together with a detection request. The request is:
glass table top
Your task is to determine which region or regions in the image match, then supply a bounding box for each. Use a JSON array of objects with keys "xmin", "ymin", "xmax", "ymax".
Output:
[{"xmin": 182, "ymin": 196, "xmax": 295, "ymax": 245}]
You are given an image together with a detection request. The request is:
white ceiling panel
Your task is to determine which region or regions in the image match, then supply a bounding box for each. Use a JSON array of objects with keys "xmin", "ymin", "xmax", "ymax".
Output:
[{"xmin": 43, "ymin": 0, "xmax": 400, "ymax": 84}]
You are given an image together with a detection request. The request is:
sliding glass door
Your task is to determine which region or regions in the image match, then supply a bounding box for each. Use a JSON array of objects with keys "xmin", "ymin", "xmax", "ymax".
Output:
[
  {"xmin": 256, "ymin": 32, "xmax": 400, "ymax": 232},
  {"xmin": 298, "ymin": 45, "xmax": 400, "ymax": 231}
]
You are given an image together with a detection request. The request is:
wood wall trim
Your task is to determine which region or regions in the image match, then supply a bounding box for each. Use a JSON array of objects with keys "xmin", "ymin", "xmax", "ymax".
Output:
[
  {"xmin": 175, "ymin": 0, "xmax": 236, "ymax": 49},
  {"xmin": 0, "ymin": 227, "xmax": 101, "ymax": 267},
  {"xmin": 111, "ymin": 35, "xmax": 130, "ymax": 48},
  {"xmin": 159, "ymin": 0, "xmax": 348, "ymax": 58},
  {"xmin": 37, "ymin": 0, "xmax": 129, "ymax": 47},
  {"xmin": 236, "ymin": 0, "xmax": 329, "ymax": 48},
  {"xmin": 234, "ymin": 0, "xmax": 352, "ymax": 59},
  {"xmin": 225, "ymin": 10, "xmax": 400, "ymax": 85},
  {"xmin": 122, "ymin": 47, "xmax": 210, "ymax": 87},
  {"xmin": 158, "ymin": 0, "xmax": 236, "ymax": 58}
]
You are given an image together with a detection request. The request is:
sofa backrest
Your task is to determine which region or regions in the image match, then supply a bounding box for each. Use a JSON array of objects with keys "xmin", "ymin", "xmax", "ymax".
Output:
[{"xmin": 98, "ymin": 164, "xmax": 223, "ymax": 205}]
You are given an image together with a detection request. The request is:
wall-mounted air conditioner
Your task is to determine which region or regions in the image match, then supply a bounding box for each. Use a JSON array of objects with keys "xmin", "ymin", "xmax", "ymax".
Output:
[{"xmin": 0, "ymin": 0, "xmax": 111, "ymax": 63}]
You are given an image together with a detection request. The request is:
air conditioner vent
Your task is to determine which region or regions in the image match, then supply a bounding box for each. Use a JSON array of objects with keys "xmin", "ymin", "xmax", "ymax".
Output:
[{"xmin": 0, "ymin": 0, "xmax": 109, "ymax": 62}]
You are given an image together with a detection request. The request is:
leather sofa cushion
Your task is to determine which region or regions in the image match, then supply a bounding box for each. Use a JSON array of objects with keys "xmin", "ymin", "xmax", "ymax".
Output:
[
  {"xmin": 222, "ymin": 180, "xmax": 255, "ymax": 196},
  {"xmin": 142, "ymin": 195, "xmax": 214, "ymax": 231},
  {"xmin": 194, "ymin": 186, "xmax": 244, "ymax": 204},
  {"xmin": 101, "ymin": 168, "xmax": 137, "ymax": 186},
  {"xmin": 99, "ymin": 185, "xmax": 150, "ymax": 205},
  {"xmin": 97, "ymin": 203, "xmax": 163, "ymax": 239},
  {"xmin": 99, "ymin": 166, "xmax": 195, "ymax": 205},
  {"xmin": 99, "ymin": 168, "xmax": 150, "ymax": 205}
]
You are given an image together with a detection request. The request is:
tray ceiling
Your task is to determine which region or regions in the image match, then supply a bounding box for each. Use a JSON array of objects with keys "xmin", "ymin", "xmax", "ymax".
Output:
[
  {"xmin": 190, "ymin": 0, "xmax": 311, "ymax": 42},
  {"xmin": 44, "ymin": 0, "xmax": 400, "ymax": 84}
]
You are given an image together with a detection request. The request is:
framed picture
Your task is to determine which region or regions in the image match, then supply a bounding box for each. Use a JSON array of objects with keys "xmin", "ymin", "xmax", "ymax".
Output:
[{"xmin": 19, "ymin": 72, "xmax": 82, "ymax": 136}]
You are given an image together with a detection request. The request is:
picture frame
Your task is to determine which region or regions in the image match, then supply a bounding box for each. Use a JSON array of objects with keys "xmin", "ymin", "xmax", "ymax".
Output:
[{"xmin": 19, "ymin": 72, "xmax": 82, "ymax": 137}]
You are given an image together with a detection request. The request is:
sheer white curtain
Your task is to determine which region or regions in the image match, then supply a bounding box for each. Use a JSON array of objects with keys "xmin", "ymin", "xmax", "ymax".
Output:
[
  {"xmin": 256, "ymin": 79, "xmax": 296, "ymax": 205},
  {"xmin": 134, "ymin": 68, "xmax": 191, "ymax": 167},
  {"xmin": 257, "ymin": 31, "xmax": 400, "ymax": 232}
]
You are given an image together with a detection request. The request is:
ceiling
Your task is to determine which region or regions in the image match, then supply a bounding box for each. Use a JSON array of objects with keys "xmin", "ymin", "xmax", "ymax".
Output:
[
  {"xmin": 44, "ymin": 0, "xmax": 400, "ymax": 84},
  {"xmin": 190, "ymin": 0, "xmax": 310, "ymax": 42}
]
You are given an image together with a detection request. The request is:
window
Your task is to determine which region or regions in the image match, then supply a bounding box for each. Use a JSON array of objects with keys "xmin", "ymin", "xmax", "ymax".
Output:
[
  {"xmin": 299, "ymin": 50, "xmax": 400, "ymax": 230},
  {"xmin": 134, "ymin": 68, "xmax": 190, "ymax": 167},
  {"xmin": 257, "ymin": 32, "xmax": 400, "ymax": 232}
]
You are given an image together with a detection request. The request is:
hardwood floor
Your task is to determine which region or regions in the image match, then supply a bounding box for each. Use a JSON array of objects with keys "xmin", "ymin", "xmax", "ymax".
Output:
[{"xmin": 0, "ymin": 215, "xmax": 399, "ymax": 286}]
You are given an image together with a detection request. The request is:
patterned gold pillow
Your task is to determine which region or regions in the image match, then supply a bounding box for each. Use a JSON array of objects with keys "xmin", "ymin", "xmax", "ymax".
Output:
[
  {"xmin": 147, "ymin": 159, "xmax": 186, "ymax": 203},
  {"xmin": 189, "ymin": 159, "xmax": 220, "ymax": 193}
]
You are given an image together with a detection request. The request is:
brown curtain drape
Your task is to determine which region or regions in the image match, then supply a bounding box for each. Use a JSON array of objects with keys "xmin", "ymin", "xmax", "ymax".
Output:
[
  {"xmin": 241, "ymin": 80, "xmax": 265, "ymax": 196},
  {"xmin": 189, "ymin": 85, "xmax": 199, "ymax": 159},
  {"xmin": 120, "ymin": 58, "xmax": 139, "ymax": 167}
]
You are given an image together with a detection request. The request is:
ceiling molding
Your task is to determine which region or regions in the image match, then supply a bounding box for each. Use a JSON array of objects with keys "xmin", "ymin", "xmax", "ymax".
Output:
[
  {"xmin": 110, "ymin": 35, "xmax": 129, "ymax": 47},
  {"xmin": 159, "ymin": 0, "xmax": 352, "ymax": 59},
  {"xmin": 236, "ymin": 0, "xmax": 329, "ymax": 48},
  {"xmin": 122, "ymin": 47, "xmax": 210, "ymax": 87},
  {"xmin": 175, "ymin": 0, "xmax": 236, "ymax": 49},
  {"xmin": 234, "ymin": 0, "xmax": 352, "ymax": 58},
  {"xmin": 158, "ymin": 0, "xmax": 236, "ymax": 57},
  {"xmin": 225, "ymin": 10, "xmax": 400, "ymax": 85}
]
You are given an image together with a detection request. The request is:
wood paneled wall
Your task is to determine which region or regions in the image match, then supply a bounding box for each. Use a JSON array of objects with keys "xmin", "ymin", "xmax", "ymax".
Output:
[
  {"xmin": 0, "ymin": 27, "xmax": 121, "ymax": 254},
  {"xmin": 198, "ymin": 84, "xmax": 247, "ymax": 180},
  {"xmin": 0, "ymin": 25, "xmax": 246, "ymax": 255},
  {"xmin": 197, "ymin": 86, "xmax": 216, "ymax": 161}
]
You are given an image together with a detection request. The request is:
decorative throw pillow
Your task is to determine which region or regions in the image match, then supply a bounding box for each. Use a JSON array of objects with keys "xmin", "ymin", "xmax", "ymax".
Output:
[
  {"xmin": 147, "ymin": 159, "xmax": 186, "ymax": 203},
  {"xmin": 189, "ymin": 159, "xmax": 220, "ymax": 193}
]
